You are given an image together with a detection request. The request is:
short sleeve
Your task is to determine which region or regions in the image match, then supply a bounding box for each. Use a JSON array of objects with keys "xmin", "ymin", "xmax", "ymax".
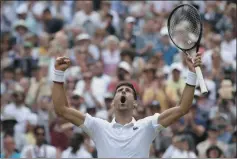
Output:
[
  {"xmin": 151, "ymin": 113, "xmax": 165, "ymax": 134},
  {"xmin": 140, "ymin": 113, "xmax": 165, "ymax": 141},
  {"xmin": 80, "ymin": 113, "xmax": 108, "ymax": 140}
]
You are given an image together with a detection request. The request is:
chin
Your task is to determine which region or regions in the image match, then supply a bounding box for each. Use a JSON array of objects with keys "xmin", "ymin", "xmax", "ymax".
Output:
[{"xmin": 118, "ymin": 103, "xmax": 129, "ymax": 110}]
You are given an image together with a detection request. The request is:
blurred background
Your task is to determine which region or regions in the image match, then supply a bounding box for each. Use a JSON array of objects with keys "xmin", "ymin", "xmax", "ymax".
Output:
[{"xmin": 0, "ymin": 0, "xmax": 236, "ymax": 158}]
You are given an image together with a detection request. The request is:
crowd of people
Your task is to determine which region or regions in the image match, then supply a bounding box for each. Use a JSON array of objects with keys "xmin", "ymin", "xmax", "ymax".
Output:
[{"xmin": 1, "ymin": 1, "xmax": 236, "ymax": 158}]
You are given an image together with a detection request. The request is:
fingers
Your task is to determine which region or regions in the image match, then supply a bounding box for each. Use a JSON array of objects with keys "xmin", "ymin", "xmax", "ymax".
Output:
[
  {"xmin": 56, "ymin": 56, "xmax": 71, "ymax": 65},
  {"xmin": 194, "ymin": 52, "xmax": 202, "ymax": 67}
]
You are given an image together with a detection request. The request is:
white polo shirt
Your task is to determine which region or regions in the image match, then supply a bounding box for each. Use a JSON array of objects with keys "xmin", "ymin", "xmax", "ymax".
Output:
[{"xmin": 81, "ymin": 113, "xmax": 164, "ymax": 158}]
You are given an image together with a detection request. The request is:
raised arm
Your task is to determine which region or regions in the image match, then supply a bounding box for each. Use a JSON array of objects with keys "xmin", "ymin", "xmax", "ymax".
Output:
[
  {"xmin": 52, "ymin": 57, "xmax": 85, "ymax": 126},
  {"xmin": 158, "ymin": 53, "xmax": 202, "ymax": 128}
]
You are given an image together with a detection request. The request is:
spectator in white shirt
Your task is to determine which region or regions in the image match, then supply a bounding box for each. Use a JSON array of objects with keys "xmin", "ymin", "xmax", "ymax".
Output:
[
  {"xmin": 21, "ymin": 126, "xmax": 58, "ymax": 158},
  {"xmin": 162, "ymin": 134, "xmax": 197, "ymax": 158},
  {"xmin": 62, "ymin": 133, "xmax": 92, "ymax": 158},
  {"xmin": 71, "ymin": 1, "xmax": 102, "ymax": 36},
  {"xmin": 50, "ymin": 1, "xmax": 72, "ymax": 24},
  {"xmin": 102, "ymin": 35, "xmax": 121, "ymax": 76},
  {"xmin": 220, "ymin": 30, "xmax": 236, "ymax": 65},
  {"xmin": 73, "ymin": 33, "xmax": 100, "ymax": 62},
  {"xmin": 3, "ymin": 88, "xmax": 31, "ymax": 136}
]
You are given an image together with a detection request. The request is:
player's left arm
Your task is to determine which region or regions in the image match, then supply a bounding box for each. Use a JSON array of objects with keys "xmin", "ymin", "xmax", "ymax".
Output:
[{"xmin": 158, "ymin": 52, "xmax": 202, "ymax": 128}]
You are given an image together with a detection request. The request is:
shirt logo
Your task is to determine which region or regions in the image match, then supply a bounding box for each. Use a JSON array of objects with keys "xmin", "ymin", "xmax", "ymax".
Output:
[{"xmin": 133, "ymin": 126, "xmax": 138, "ymax": 130}]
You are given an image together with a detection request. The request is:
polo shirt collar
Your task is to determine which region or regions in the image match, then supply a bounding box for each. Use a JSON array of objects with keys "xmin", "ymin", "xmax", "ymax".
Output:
[{"xmin": 111, "ymin": 117, "xmax": 136, "ymax": 128}]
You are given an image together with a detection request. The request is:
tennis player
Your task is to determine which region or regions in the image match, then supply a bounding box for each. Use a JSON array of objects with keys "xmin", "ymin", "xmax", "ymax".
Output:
[{"xmin": 52, "ymin": 53, "xmax": 202, "ymax": 158}]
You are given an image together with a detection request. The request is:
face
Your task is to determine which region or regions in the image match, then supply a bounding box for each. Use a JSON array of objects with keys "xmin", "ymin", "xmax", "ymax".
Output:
[
  {"xmin": 117, "ymin": 68, "xmax": 130, "ymax": 81},
  {"xmin": 83, "ymin": 1, "xmax": 93, "ymax": 13},
  {"xmin": 35, "ymin": 128, "xmax": 45, "ymax": 145},
  {"xmin": 16, "ymin": 26, "xmax": 27, "ymax": 36},
  {"xmin": 4, "ymin": 136, "xmax": 15, "ymax": 152},
  {"xmin": 113, "ymin": 85, "xmax": 135, "ymax": 111},
  {"xmin": 94, "ymin": 61, "xmax": 104, "ymax": 76},
  {"xmin": 208, "ymin": 149, "xmax": 221, "ymax": 158},
  {"xmin": 78, "ymin": 40, "xmax": 90, "ymax": 52},
  {"xmin": 172, "ymin": 69, "xmax": 180, "ymax": 82},
  {"xmin": 208, "ymin": 130, "xmax": 219, "ymax": 139}
]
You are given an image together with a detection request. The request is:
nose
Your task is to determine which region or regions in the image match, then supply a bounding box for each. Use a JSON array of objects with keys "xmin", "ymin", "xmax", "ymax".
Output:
[{"xmin": 122, "ymin": 90, "xmax": 126, "ymax": 95}]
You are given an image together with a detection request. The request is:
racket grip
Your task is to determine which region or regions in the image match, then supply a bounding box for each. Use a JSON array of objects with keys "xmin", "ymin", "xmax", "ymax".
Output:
[{"xmin": 195, "ymin": 66, "xmax": 208, "ymax": 94}]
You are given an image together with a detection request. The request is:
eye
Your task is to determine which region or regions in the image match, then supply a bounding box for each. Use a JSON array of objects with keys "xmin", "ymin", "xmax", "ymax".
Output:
[
  {"xmin": 117, "ymin": 88, "xmax": 122, "ymax": 92},
  {"xmin": 126, "ymin": 88, "xmax": 131, "ymax": 92}
]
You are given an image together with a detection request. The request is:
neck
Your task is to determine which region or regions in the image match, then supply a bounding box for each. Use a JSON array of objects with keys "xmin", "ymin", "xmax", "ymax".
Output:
[
  {"xmin": 114, "ymin": 110, "xmax": 133, "ymax": 125},
  {"xmin": 36, "ymin": 142, "xmax": 43, "ymax": 147}
]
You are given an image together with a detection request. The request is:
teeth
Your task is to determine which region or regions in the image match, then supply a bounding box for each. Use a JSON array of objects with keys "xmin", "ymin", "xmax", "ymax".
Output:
[{"xmin": 120, "ymin": 96, "xmax": 126, "ymax": 103}]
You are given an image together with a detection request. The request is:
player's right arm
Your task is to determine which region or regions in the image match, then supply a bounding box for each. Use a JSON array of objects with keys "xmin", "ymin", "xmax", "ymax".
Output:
[{"xmin": 52, "ymin": 57, "xmax": 85, "ymax": 126}]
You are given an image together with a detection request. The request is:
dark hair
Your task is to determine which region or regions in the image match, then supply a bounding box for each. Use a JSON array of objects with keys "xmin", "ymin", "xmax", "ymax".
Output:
[
  {"xmin": 120, "ymin": 49, "xmax": 136, "ymax": 61},
  {"xmin": 115, "ymin": 81, "xmax": 137, "ymax": 100},
  {"xmin": 4, "ymin": 133, "xmax": 14, "ymax": 139},
  {"xmin": 43, "ymin": 8, "xmax": 51, "ymax": 14},
  {"xmin": 206, "ymin": 145, "xmax": 223, "ymax": 158},
  {"xmin": 70, "ymin": 133, "xmax": 84, "ymax": 154}
]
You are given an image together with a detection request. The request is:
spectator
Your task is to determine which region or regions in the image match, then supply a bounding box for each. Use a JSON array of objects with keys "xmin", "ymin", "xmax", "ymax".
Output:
[
  {"xmin": 0, "ymin": 1, "xmax": 236, "ymax": 158},
  {"xmin": 71, "ymin": 1, "xmax": 102, "ymax": 36},
  {"xmin": 21, "ymin": 126, "xmax": 58, "ymax": 158},
  {"xmin": 0, "ymin": 115, "xmax": 26, "ymax": 153},
  {"xmin": 13, "ymin": 20, "xmax": 29, "ymax": 45},
  {"xmin": 166, "ymin": 63, "xmax": 185, "ymax": 103},
  {"xmin": 101, "ymin": 35, "xmax": 121, "ymax": 76},
  {"xmin": 122, "ymin": 16, "xmax": 137, "ymax": 48},
  {"xmin": 0, "ymin": 134, "xmax": 21, "ymax": 158},
  {"xmin": 24, "ymin": 113, "xmax": 38, "ymax": 145},
  {"xmin": 155, "ymin": 27, "xmax": 178, "ymax": 65},
  {"xmin": 196, "ymin": 124, "xmax": 228, "ymax": 158},
  {"xmin": 3, "ymin": 88, "xmax": 31, "ymax": 137},
  {"xmin": 206, "ymin": 145, "xmax": 225, "ymax": 158},
  {"xmin": 162, "ymin": 134, "xmax": 197, "ymax": 158},
  {"xmin": 61, "ymin": 133, "xmax": 92, "ymax": 158},
  {"xmin": 12, "ymin": 42, "xmax": 38, "ymax": 77},
  {"xmin": 108, "ymin": 61, "xmax": 139, "ymax": 95}
]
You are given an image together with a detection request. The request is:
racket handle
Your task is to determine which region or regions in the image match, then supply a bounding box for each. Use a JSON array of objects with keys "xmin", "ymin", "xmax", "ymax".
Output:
[{"xmin": 195, "ymin": 66, "xmax": 208, "ymax": 94}]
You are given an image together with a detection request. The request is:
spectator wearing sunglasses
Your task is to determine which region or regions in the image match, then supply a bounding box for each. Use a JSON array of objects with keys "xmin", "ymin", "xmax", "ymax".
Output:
[{"xmin": 21, "ymin": 126, "xmax": 57, "ymax": 158}]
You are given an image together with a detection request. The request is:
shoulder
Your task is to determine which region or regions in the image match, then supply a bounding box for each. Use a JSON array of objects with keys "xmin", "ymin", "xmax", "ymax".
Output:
[
  {"xmin": 62, "ymin": 147, "xmax": 71, "ymax": 157},
  {"xmin": 46, "ymin": 145, "xmax": 56, "ymax": 151},
  {"xmin": 81, "ymin": 113, "xmax": 110, "ymax": 137}
]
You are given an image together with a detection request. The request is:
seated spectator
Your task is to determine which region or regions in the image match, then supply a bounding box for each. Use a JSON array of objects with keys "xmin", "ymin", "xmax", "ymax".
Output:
[
  {"xmin": 21, "ymin": 126, "xmax": 57, "ymax": 158},
  {"xmin": 108, "ymin": 61, "xmax": 139, "ymax": 95},
  {"xmin": 196, "ymin": 124, "xmax": 228, "ymax": 158},
  {"xmin": 155, "ymin": 27, "xmax": 178, "ymax": 66},
  {"xmin": 209, "ymin": 79, "xmax": 236, "ymax": 125},
  {"xmin": 24, "ymin": 113, "xmax": 38, "ymax": 145},
  {"xmin": 71, "ymin": 1, "xmax": 102, "ymax": 36},
  {"xmin": 12, "ymin": 42, "xmax": 38, "ymax": 77},
  {"xmin": 61, "ymin": 133, "xmax": 92, "ymax": 158},
  {"xmin": 0, "ymin": 134, "xmax": 21, "ymax": 158},
  {"xmin": 102, "ymin": 35, "xmax": 121, "ymax": 76},
  {"xmin": 3, "ymin": 87, "xmax": 31, "ymax": 138},
  {"xmin": 206, "ymin": 145, "xmax": 225, "ymax": 158},
  {"xmin": 166, "ymin": 63, "xmax": 185, "ymax": 103},
  {"xmin": 162, "ymin": 134, "xmax": 197, "ymax": 158}
]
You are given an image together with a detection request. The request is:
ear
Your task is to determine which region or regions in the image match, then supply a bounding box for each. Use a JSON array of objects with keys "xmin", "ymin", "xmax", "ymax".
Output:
[{"xmin": 133, "ymin": 101, "xmax": 138, "ymax": 109}]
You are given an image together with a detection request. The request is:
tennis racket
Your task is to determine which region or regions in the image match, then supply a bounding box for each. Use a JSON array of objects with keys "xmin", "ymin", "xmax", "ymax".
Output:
[{"xmin": 168, "ymin": 4, "xmax": 208, "ymax": 94}]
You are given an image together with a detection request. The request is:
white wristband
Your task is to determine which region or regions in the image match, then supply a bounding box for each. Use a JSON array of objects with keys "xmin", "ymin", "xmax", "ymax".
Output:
[
  {"xmin": 186, "ymin": 71, "xmax": 197, "ymax": 86},
  {"xmin": 52, "ymin": 69, "xmax": 65, "ymax": 83}
]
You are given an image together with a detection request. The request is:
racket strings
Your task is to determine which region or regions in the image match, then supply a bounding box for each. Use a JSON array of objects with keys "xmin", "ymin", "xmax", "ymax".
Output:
[{"xmin": 169, "ymin": 5, "xmax": 201, "ymax": 50}]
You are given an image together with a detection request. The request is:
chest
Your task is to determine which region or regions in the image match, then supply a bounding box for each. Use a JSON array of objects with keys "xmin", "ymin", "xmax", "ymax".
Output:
[{"xmin": 97, "ymin": 125, "xmax": 150, "ymax": 151}]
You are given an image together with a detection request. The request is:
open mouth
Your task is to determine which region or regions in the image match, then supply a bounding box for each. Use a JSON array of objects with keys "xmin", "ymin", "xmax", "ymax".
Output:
[{"xmin": 120, "ymin": 96, "xmax": 126, "ymax": 104}]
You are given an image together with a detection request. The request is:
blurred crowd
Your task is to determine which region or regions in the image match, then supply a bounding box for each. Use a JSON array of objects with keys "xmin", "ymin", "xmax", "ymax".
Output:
[{"xmin": 1, "ymin": 1, "xmax": 236, "ymax": 158}]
